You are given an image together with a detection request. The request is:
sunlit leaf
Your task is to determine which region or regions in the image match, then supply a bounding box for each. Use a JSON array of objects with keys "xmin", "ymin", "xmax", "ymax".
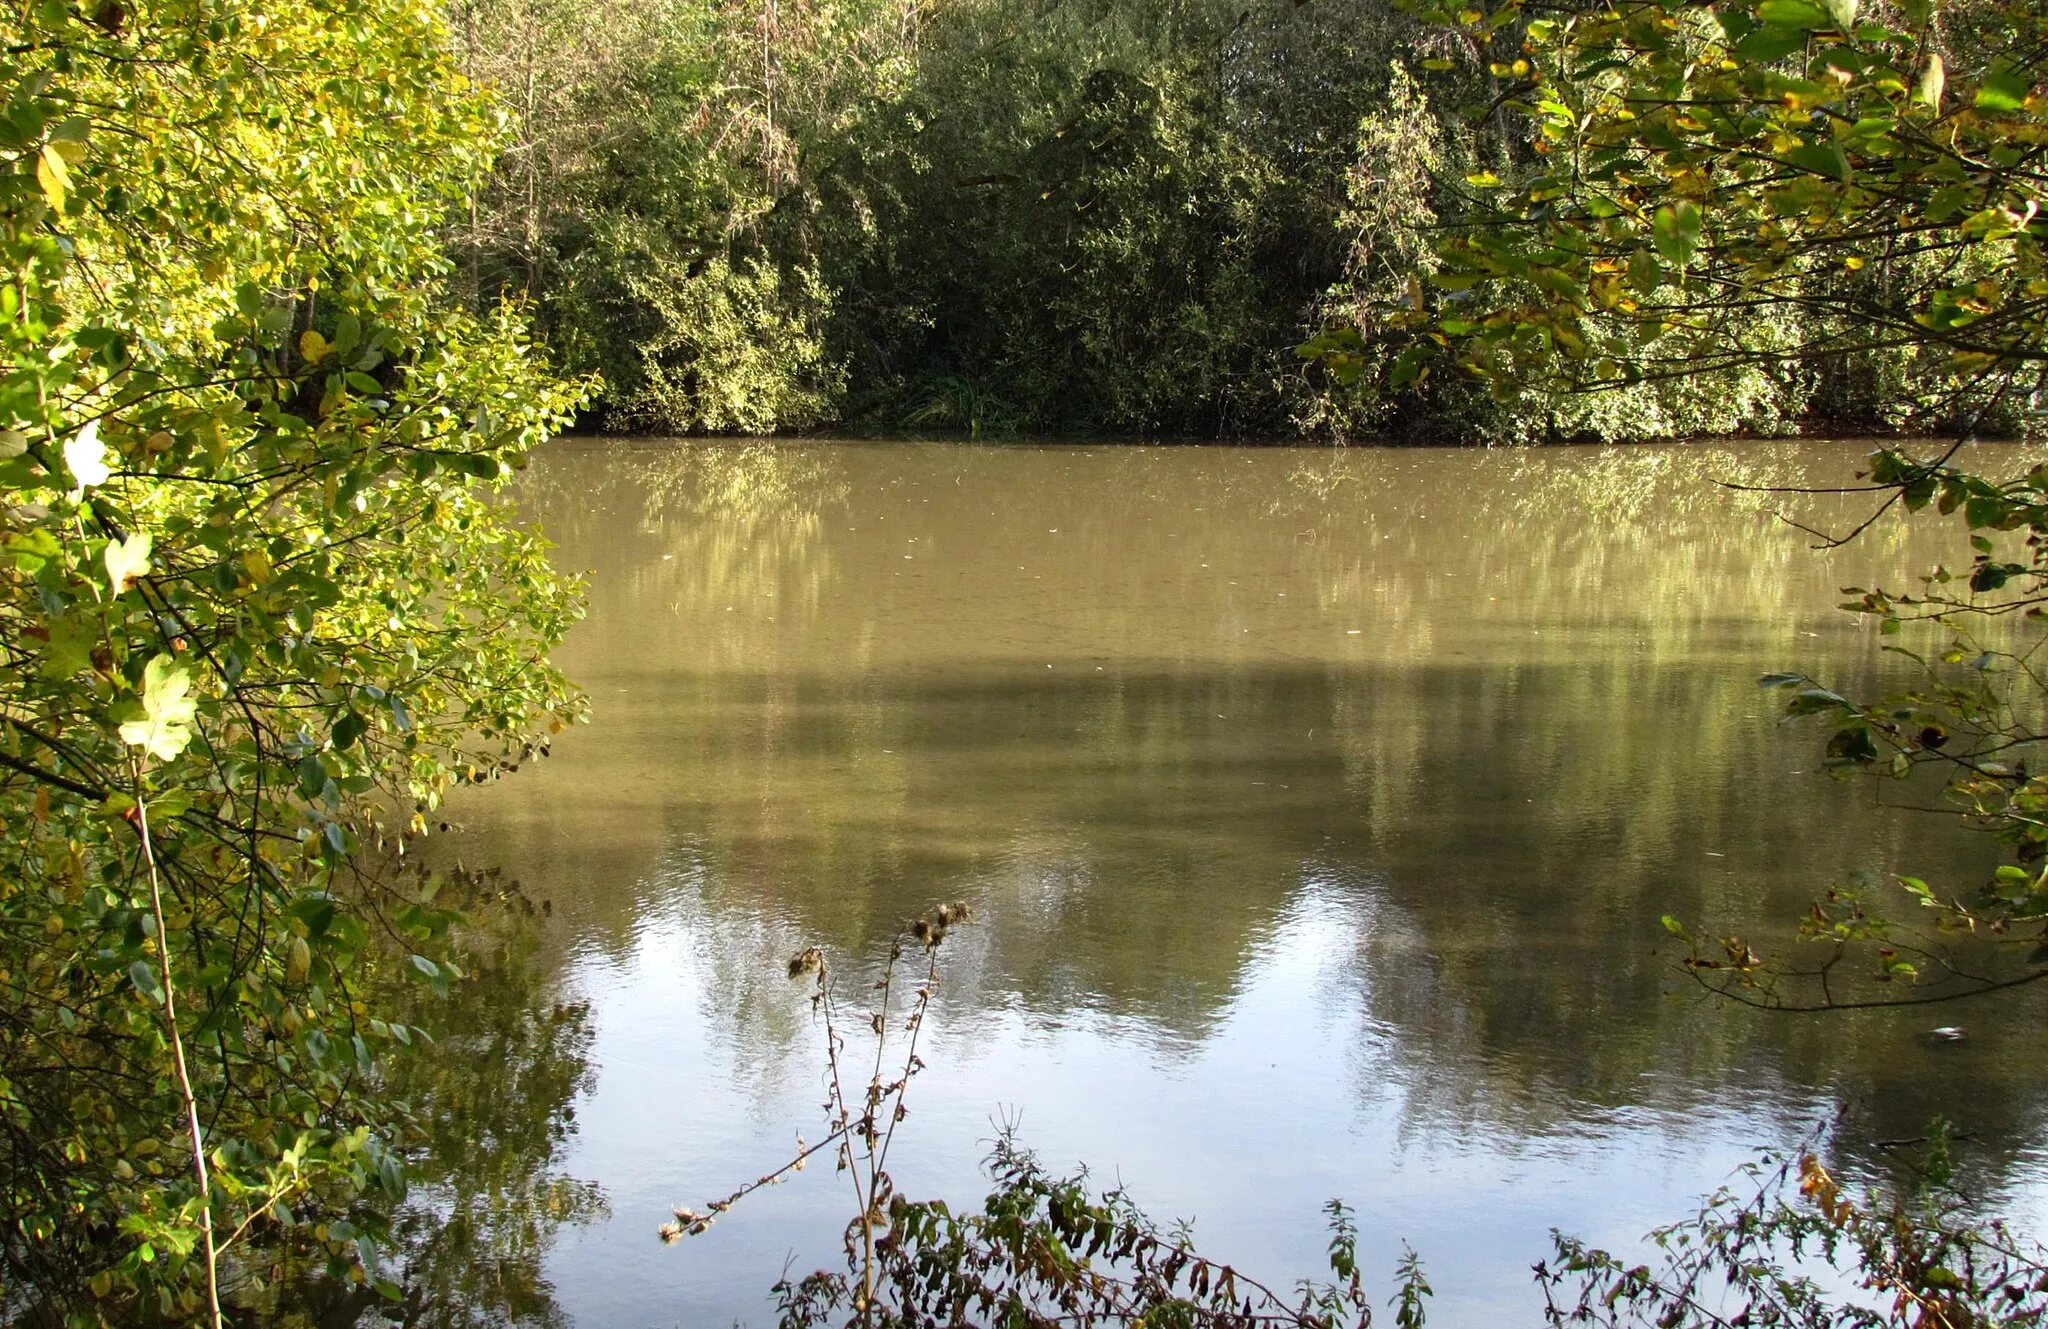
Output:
[
  {"xmin": 63, "ymin": 420, "xmax": 109, "ymax": 494},
  {"xmin": 35, "ymin": 143, "xmax": 69, "ymax": 210},
  {"xmin": 103, "ymin": 531, "xmax": 151, "ymax": 597},
  {"xmin": 1917, "ymin": 53, "xmax": 1946, "ymax": 109},
  {"xmin": 1976, "ymin": 61, "xmax": 2029, "ymax": 112},
  {"xmin": 1756, "ymin": 0, "xmax": 1831, "ymax": 27},
  {"xmin": 118, "ymin": 654, "xmax": 197, "ymax": 761}
]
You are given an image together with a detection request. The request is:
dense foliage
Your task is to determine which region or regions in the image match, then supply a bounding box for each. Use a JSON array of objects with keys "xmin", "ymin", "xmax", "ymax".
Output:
[
  {"xmin": 448, "ymin": 0, "xmax": 1880, "ymax": 439},
  {"xmin": 0, "ymin": 0, "xmax": 588, "ymax": 1319},
  {"xmin": 1318, "ymin": 0, "xmax": 2048, "ymax": 1004},
  {"xmin": 1354, "ymin": 0, "xmax": 2046, "ymax": 429}
]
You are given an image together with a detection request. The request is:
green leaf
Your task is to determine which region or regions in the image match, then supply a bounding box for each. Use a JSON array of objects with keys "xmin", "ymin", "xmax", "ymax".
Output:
[
  {"xmin": 1390, "ymin": 344, "xmax": 1432, "ymax": 389},
  {"xmin": 38, "ymin": 615, "xmax": 93, "ymax": 680},
  {"xmin": 1970, "ymin": 563, "xmax": 2013, "ymax": 592},
  {"xmin": 331, "ymin": 311, "xmax": 363, "ymax": 360},
  {"xmin": 1758, "ymin": 672, "xmax": 1803, "ymax": 687},
  {"xmin": 1736, "ymin": 25, "xmax": 1809, "ymax": 59},
  {"xmin": 1825, "ymin": 725, "xmax": 1880, "ymax": 764},
  {"xmin": 1786, "ymin": 686, "xmax": 1849, "ymax": 715},
  {"xmin": 148, "ymin": 789, "xmax": 193, "ymax": 820},
  {"xmin": 286, "ymin": 896, "xmax": 336, "ymax": 938},
  {"xmin": 1782, "ymin": 142, "xmax": 1850, "ymax": 182},
  {"xmin": 6, "ymin": 530, "xmax": 60, "ymax": 572},
  {"xmin": 1976, "ymin": 62, "xmax": 2029, "ymax": 112},
  {"xmin": 1652, "ymin": 202, "xmax": 1702, "ymax": 266},
  {"xmin": 408, "ymin": 953, "xmax": 449, "ymax": 996},
  {"xmin": 297, "ymin": 753, "xmax": 328, "ymax": 800},
  {"xmin": 1755, "ymin": 0, "xmax": 1831, "ymax": 28}
]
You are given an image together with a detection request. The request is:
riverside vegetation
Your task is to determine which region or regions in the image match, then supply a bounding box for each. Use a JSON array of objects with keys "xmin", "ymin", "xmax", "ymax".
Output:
[
  {"xmin": 442, "ymin": 0, "xmax": 1998, "ymax": 440},
  {"xmin": 0, "ymin": 0, "xmax": 591, "ymax": 1320},
  {"xmin": 6, "ymin": 0, "xmax": 2048, "ymax": 1323}
]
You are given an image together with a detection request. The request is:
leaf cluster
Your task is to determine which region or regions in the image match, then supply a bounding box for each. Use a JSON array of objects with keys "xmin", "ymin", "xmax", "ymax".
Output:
[{"xmin": 1346, "ymin": 0, "xmax": 2048, "ymax": 429}]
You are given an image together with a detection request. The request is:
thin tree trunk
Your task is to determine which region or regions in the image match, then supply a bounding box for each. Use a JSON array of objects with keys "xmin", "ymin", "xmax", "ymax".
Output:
[{"xmin": 135, "ymin": 771, "xmax": 222, "ymax": 1329}]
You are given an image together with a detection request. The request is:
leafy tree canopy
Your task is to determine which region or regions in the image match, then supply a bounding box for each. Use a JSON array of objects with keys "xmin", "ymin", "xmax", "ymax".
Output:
[
  {"xmin": 0, "ymin": 0, "xmax": 588, "ymax": 1317},
  {"xmin": 1354, "ymin": 0, "xmax": 2048, "ymax": 426}
]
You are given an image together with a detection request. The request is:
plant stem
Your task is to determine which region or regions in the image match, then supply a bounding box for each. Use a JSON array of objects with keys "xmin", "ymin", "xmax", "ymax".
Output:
[{"xmin": 134, "ymin": 765, "xmax": 223, "ymax": 1329}]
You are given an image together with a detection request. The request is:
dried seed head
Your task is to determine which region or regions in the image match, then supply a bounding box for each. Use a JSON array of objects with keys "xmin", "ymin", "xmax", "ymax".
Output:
[{"xmin": 788, "ymin": 946, "xmax": 824, "ymax": 979}]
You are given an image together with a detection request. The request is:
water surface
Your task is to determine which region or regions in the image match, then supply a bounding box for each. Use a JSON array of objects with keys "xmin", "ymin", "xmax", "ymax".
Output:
[{"xmin": 439, "ymin": 440, "xmax": 2048, "ymax": 1326}]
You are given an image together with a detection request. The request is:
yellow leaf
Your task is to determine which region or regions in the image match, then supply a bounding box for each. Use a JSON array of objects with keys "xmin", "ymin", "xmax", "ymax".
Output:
[
  {"xmin": 35, "ymin": 144, "xmax": 69, "ymax": 211},
  {"xmin": 299, "ymin": 329, "xmax": 330, "ymax": 363}
]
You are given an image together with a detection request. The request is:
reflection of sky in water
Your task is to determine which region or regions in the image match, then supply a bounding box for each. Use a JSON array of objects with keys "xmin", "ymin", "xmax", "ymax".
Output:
[
  {"xmin": 442, "ymin": 440, "xmax": 2048, "ymax": 1327},
  {"xmin": 541, "ymin": 866, "xmax": 1889, "ymax": 1329}
]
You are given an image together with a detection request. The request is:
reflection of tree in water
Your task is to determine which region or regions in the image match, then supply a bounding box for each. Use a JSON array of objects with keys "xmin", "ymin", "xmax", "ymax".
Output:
[
  {"xmin": 1319, "ymin": 799, "xmax": 2048, "ymax": 1199},
  {"xmin": 241, "ymin": 880, "xmax": 603, "ymax": 1328},
  {"xmin": 511, "ymin": 437, "xmax": 851, "ymax": 642},
  {"xmin": 464, "ymin": 440, "xmax": 2048, "ymax": 1200}
]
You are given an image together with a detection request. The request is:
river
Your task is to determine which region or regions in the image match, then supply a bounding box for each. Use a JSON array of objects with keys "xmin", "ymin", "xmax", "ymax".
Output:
[{"xmin": 428, "ymin": 439, "xmax": 2048, "ymax": 1327}]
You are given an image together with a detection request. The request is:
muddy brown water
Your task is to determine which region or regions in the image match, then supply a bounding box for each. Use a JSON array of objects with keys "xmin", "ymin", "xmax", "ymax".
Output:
[{"xmin": 434, "ymin": 439, "xmax": 2048, "ymax": 1327}]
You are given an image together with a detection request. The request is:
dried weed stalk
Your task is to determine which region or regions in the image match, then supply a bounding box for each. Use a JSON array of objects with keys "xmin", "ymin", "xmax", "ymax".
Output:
[{"xmin": 660, "ymin": 901, "xmax": 1415, "ymax": 1328}]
